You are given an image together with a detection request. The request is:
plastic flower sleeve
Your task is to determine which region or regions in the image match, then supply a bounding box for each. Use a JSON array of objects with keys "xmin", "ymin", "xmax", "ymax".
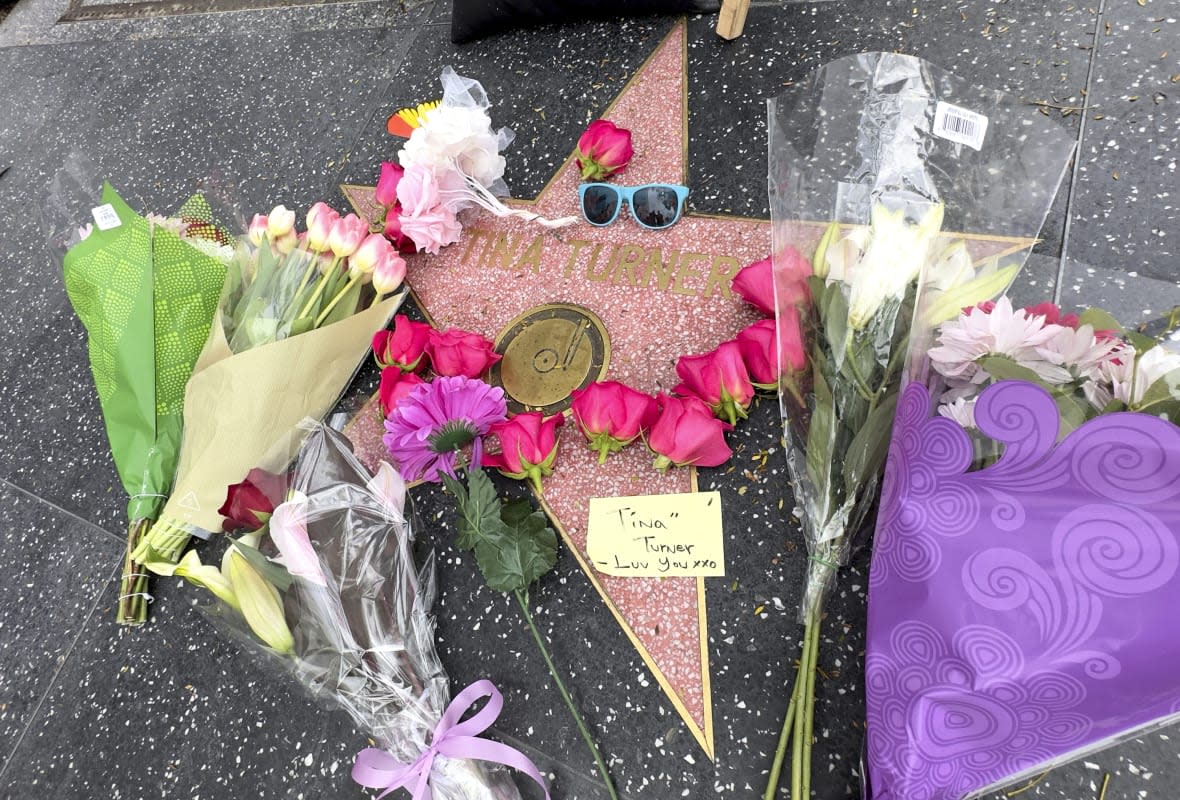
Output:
[
  {"xmin": 204, "ymin": 423, "xmax": 523, "ymax": 800},
  {"xmin": 765, "ymin": 53, "xmax": 1075, "ymax": 621}
]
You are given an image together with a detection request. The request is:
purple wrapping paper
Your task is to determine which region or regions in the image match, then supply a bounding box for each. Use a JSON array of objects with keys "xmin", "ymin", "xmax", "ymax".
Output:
[{"xmin": 865, "ymin": 379, "xmax": 1180, "ymax": 800}]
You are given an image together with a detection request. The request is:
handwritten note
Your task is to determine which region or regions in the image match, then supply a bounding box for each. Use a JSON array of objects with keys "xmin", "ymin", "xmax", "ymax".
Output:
[{"xmin": 586, "ymin": 492, "xmax": 725, "ymax": 577}]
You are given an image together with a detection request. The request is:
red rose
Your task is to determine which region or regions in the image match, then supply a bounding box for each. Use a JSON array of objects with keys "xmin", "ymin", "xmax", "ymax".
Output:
[
  {"xmin": 427, "ymin": 328, "xmax": 502, "ymax": 378},
  {"xmin": 218, "ymin": 467, "xmax": 289, "ymax": 532},
  {"xmin": 672, "ymin": 341, "xmax": 756, "ymax": 425},
  {"xmin": 1024, "ymin": 302, "xmax": 1080, "ymax": 329},
  {"xmin": 383, "ymin": 205, "xmax": 416, "ymax": 254},
  {"xmin": 648, "ymin": 394, "xmax": 733, "ymax": 470},
  {"xmin": 569, "ymin": 381, "xmax": 659, "ymax": 463},
  {"xmin": 484, "ymin": 412, "xmax": 564, "ymax": 492},
  {"xmin": 379, "ymin": 366, "xmax": 425, "ymax": 417},
  {"xmin": 373, "ymin": 315, "xmax": 432, "ymax": 372}
]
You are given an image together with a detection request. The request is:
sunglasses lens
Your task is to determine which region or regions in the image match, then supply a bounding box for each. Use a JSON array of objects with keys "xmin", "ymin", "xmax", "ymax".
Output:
[
  {"xmin": 582, "ymin": 185, "xmax": 620, "ymax": 225},
  {"xmin": 632, "ymin": 186, "xmax": 682, "ymax": 229}
]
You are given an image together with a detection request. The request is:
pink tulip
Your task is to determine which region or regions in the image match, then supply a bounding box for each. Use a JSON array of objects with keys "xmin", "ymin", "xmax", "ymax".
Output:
[
  {"xmin": 648, "ymin": 394, "xmax": 733, "ymax": 470},
  {"xmin": 372, "ymin": 249, "xmax": 407, "ymax": 295},
  {"xmin": 273, "ymin": 228, "xmax": 299, "ymax": 256},
  {"xmin": 576, "ymin": 119, "xmax": 634, "ymax": 181},
  {"xmin": 373, "ymin": 315, "xmax": 431, "ymax": 372},
  {"xmin": 248, "ymin": 214, "xmax": 269, "ymax": 246},
  {"xmin": 484, "ymin": 412, "xmax": 564, "ymax": 493},
  {"xmin": 267, "ymin": 205, "xmax": 296, "ymax": 238},
  {"xmin": 378, "ymin": 366, "xmax": 425, "ymax": 417},
  {"xmin": 569, "ymin": 381, "xmax": 659, "ymax": 463},
  {"xmin": 350, "ymin": 233, "xmax": 389, "ymax": 276},
  {"xmin": 269, "ymin": 494, "xmax": 326, "ymax": 587},
  {"xmin": 672, "ymin": 341, "xmax": 756, "ymax": 426},
  {"xmin": 374, "ymin": 161, "xmax": 404, "ymax": 208},
  {"xmin": 306, "ymin": 203, "xmax": 339, "ymax": 251},
  {"xmin": 328, "ymin": 213, "xmax": 366, "ymax": 258},
  {"xmin": 426, "ymin": 328, "xmax": 501, "ymax": 378}
]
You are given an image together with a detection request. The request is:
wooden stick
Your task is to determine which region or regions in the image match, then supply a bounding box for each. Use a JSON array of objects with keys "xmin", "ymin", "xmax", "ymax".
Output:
[{"xmin": 716, "ymin": 0, "xmax": 751, "ymax": 40}]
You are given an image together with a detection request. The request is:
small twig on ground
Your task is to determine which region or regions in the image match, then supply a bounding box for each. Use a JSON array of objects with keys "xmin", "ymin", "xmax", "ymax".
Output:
[{"xmin": 1005, "ymin": 769, "xmax": 1051, "ymax": 797}]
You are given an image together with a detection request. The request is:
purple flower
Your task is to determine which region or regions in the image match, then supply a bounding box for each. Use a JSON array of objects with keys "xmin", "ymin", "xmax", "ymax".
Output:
[{"xmin": 382, "ymin": 376, "xmax": 507, "ymax": 482}]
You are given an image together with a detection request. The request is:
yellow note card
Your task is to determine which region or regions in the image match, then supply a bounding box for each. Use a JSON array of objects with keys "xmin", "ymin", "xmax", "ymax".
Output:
[{"xmin": 586, "ymin": 492, "xmax": 725, "ymax": 577}]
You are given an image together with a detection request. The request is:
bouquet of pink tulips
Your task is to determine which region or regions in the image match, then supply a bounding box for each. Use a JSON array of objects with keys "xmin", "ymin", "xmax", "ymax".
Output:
[{"xmin": 134, "ymin": 202, "xmax": 407, "ymax": 612}]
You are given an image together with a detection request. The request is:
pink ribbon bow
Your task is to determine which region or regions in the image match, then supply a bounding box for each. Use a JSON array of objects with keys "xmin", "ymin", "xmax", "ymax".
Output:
[{"xmin": 352, "ymin": 679, "xmax": 551, "ymax": 800}]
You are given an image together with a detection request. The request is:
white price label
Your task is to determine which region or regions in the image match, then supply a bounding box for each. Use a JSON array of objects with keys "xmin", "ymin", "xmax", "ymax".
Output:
[
  {"xmin": 933, "ymin": 101, "xmax": 989, "ymax": 151},
  {"xmin": 91, "ymin": 203, "xmax": 121, "ymax": 230}
]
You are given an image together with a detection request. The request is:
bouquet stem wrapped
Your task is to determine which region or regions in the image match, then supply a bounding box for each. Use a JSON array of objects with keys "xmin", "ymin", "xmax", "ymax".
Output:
[
  {"xmin": 152, "ymin": 423, "xmax": 536, "ymax": 799},
  {"xmin": 762, "ymin": 54, "xmax": 1075, "ymax": 797}
]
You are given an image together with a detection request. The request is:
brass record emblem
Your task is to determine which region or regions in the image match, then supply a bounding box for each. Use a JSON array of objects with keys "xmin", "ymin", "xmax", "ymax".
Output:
[{"xmin": 489, "ymin": 303, "xmax": 611, "ymax": 416}]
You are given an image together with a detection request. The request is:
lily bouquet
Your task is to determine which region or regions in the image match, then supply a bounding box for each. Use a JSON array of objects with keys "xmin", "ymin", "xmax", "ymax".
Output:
[
  {"xmin": 45, "ymin": 164, "xmax": 228, "ymax": 625},
  {"xmin": 133, "ymin": 201, "xmax": 406, "ymax": 595},
  {"xmin": 864, "ymin": 300, "xmax": 1180, "ymax": 799},
  {"xmin": 154, "ymin": 422, "xmax": 543, "ymax": 799},
  {"xmin": 762, "ymin": 53, "xmax": 1075, "ymax": 797}
]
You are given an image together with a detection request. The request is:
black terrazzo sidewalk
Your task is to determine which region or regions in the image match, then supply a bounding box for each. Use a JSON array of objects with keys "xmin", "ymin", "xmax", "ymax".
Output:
[{"xmin": 0, "ymin": 1, "xmax": 1177, "ymax": 798}]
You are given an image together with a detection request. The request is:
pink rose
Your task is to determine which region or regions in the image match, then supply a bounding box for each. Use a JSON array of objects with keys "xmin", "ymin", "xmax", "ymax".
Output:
[
  {"xmin": 396, "ymin": 163, "xmax": 441, "ymax": 217},
  {"xmin": 378, "ymin": 366, "xmax": 425, "ymax": 417},
  {"xmin": 484, "ymin": 412, "xmax": 564, "ymax": 492},
  {"xmin": 732, "ymin": 249, "xmax": 812, "ymax": 317},
  {"xmin": 569, "ymin": 381, "xmax": 659, "ymax": 463},
  {"xmin": 575, "ymin": 120, "xmax": 634, "ymax": 181},
  {"xmin": 399, "ymin": 206, "xmax": 462, "ymax": 255},
  {"xmin": 648, "ymin": 394, "xmax": 733, "ymax": 470},
  {"xmin": 672, "ymin": 341, "xmax": 756, "ymax": 425},
  {"xmin": 736, "ymin": 312, "xmax": 807, "ymax": 388},
  {"xmin": 382, "ymin": 205, "xmax": 416, "ymax": 254},
  {"xmin": 426, "ymin": 328, "xmax": 502, "ymax": 378},
  {"xmin": 374, "ymin": 161, "xmax": 404, "ymax": 208},
  {"xmin": 372, "ymin": 315, "xmax": 432, "ymax": 372}
]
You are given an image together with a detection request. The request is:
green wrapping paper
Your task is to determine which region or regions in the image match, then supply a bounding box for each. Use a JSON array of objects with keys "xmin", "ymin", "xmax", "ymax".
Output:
[{"xmin": 62, "ymin": 183, "xmax": 226, "ymax": 623}]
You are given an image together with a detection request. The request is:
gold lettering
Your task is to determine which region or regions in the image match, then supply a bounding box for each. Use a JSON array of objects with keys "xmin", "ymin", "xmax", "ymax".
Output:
[
  {"xmin": 640, "ymin": 248, "xmax": 680, "ymax": 291},
  {"xmin": 461, "ymin": 228, "xmax": 491, "ymax": 265},
  {"xmin": 671, "ymin": 253, "xmax": 708, "ymax": 296},
  {"xmin": 610, "ymin": 244, "xmax": 647, "ymax": 287},
  {"xmin": 486, "ymin": 233, "xmax": 517, "ymax": 271},
  {"xmin": 563, "ymin": 239, "xmax": 591, "ymax": 277},
  {"xmin": 515, "ymin": 235, "xmax": 545, "ymax": 274},
  {"xmin": 585, "ymin": 243, "xmax": 612, "ymax": 282},
  {"xmin": 703, "ymin": 255, "xmax": 742, "ymax": 299}
]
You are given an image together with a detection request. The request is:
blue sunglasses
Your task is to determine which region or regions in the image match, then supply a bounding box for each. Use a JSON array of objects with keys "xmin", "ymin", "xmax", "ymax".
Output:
[{"xmin": 578, "ymin": 183, "xmax": 690, "ymax": 230}]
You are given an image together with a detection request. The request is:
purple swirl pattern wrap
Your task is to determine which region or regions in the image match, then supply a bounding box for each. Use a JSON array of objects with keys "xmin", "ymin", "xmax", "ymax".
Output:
[{"xmin": 865, "ymin": 380, "xmax": 1180, "ymax": 800}]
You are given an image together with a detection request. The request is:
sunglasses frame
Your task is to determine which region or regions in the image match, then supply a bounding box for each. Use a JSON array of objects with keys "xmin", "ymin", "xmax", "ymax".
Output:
[{"xmin": 578, "ymin": 182, "xmax": 691, "ymax": 230}]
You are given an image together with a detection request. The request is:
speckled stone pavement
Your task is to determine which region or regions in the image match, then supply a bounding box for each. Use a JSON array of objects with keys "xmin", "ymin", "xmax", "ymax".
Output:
[{"xmin": 0, "ymin": 2, "xmax": 1177, "ymax": 799}]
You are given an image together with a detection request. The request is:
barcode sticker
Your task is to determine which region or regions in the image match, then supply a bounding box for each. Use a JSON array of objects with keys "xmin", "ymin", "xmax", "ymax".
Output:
[
  {"xmin": 91, "ymin": 203, "xmax": 121, "ymax": 230},
  {"xmin": 933, "ymin": 101, "xmax": 989, "ymax": 151}
]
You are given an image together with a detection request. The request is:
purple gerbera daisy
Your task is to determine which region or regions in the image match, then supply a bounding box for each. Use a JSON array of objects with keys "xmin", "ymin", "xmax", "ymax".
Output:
[{"xmin": 382, "ymin": 375, "xmax": 508, "ymax": 482}]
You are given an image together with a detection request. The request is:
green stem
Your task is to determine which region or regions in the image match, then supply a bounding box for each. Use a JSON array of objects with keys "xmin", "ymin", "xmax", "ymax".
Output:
[
  {"xmin": 291, "ymin": 246, "xmax": 326, "ymax": 306},
  {"xmin": 801, "ymin": 610, "xmax": 821, "ymax": 799},
  {"xmin": 314, "ymin": 273, "xmax": 363, "ymax": 327},
  {"xmin": 116, "ymin": 518, "xmax": 153, "ymax": 626},
  {"xmin": 842, "ymin": 334, "xmax": 876, "ymax": 403},
  {"xmin": 296, "ymin": 258, "xmax": 340, "ymax": 320},
  {"xmin": 763, "ymin": 644, "xmax": 805, "ymax": 800},
  {"xmin": 513, "ymin": 589, "xmax": 620, "ymax": 800}
]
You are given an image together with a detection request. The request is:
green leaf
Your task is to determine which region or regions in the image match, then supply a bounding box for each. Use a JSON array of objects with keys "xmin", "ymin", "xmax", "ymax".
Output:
[
  {"xmin": 476, "ymin": 499, "xmax": 558, "ymax": 593},
  {"xmin": 1077, "ymin": 306, "xmax": 1123, "ymax": 333},
  {"xmin": 319, "ymin": 275, "xmax": 364, "ymax": 328},
  {"xmin": 842, "ymin": 391, "xmax": 900, "ymax": 489},
  {"xmin": 978, "ymin": 355, "xmax": 1051, "ymax": 386},
  {"xmin": 805, "ymin": 367, "xmax": 836, "ymax": 519},
  {"xmin": 233, "ymin": 539, "xmax": 294, "ymax": 591},
  {"xmin": 823, "ymin": 284, "xmax": 849, "ymax": 363},
  {"xmin": 1054, "ymin": 394, "xmax": 1089, "ymax": 439},
  {"xmin": 444, "ymin": 471, "xmax": 558, "ymax": 594},
  {"xmin": 1127, "ymin": 331, "xmax": 1157, "ymax": 354},
  {"xmin": 1136, "ymin": 368, "xmax": 1180, "ymax": 412}
]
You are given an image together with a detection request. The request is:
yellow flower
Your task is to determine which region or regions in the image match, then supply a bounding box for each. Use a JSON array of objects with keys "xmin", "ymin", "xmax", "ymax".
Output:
[{"xmin": 386, "ymin": 100, "xmax": 441, "ymax": 138}]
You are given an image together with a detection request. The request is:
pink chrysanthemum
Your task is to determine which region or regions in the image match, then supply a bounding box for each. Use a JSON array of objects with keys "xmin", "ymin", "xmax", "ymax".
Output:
[{"xmin": 382, "ymin": 375, "xmax": 507, "ymax": 482}]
